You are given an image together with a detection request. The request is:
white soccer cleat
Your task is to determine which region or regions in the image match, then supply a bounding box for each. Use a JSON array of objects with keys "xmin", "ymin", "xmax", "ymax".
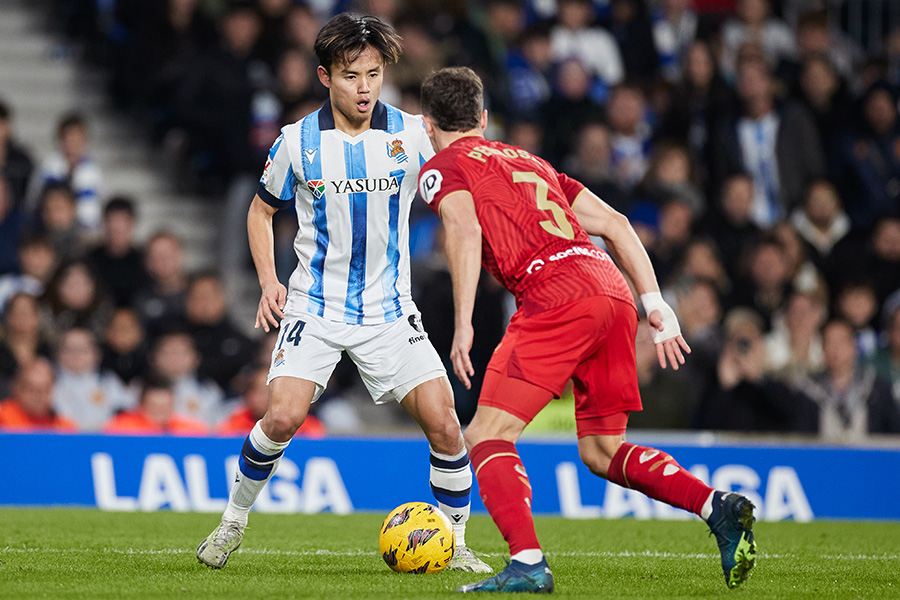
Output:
[
  {"xmin": 196, "ymin": 520, "xmax": 244, "ymax": 568},
  {"xmin": 447, "ymin": 545, "xmax": 493, "ymax": 573}
]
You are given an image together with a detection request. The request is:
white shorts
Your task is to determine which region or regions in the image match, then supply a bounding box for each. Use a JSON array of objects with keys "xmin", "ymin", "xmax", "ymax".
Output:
[{"xmin": 267, "ymin": 310, "xmax": 446, "ymax": 404}]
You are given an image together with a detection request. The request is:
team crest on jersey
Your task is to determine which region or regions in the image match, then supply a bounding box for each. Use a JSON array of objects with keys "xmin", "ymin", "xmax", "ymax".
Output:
[
  {"xmin": 261, "ymin": 158, "xmax": 273, "ymax": 185},
  {"xmin": 307, "ymin": 179, "xmax": 326, "ymax": 199},
  {"xmin": 273, "ymin": 348, "xmax": 285, "ymax": 368},
  {"xmin": 387, "ymin": 139, "xmax": 409, "ymax": 164}
]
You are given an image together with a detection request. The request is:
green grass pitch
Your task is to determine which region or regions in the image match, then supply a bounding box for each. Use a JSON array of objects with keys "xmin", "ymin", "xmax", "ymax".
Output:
[{"xmin": 1, "ymin": 509, "xmax": 898, "ymax": 599}]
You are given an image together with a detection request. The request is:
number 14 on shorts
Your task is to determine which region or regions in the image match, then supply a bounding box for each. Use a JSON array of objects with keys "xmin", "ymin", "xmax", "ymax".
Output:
[{"xmin": 277, "ymin": 320, "xmax": 306, "ymax": 349}]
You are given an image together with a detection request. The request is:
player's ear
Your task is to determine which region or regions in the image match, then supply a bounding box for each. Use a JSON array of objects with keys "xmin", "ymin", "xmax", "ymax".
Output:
[
  {"xmin": 479, "ymin": 110, "xmax": 488, "ymax": 131},
  {"xmin": 316, "ymin": 65, "xmax": 331, "ymax": 89},
  {"xmin": 423, "ymin": 115, "xmax": 434, "ymax": 137}
]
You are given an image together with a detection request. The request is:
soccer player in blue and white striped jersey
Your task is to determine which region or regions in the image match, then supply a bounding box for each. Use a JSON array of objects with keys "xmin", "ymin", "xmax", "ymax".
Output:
[{"xmin": 196, "ymin": 13, "xmax": 490, "ymax": 574}]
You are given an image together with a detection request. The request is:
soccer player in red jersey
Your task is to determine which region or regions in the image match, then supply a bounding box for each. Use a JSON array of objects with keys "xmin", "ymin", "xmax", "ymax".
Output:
[{"xmin": 417, "ymin": 67, "xmax": 757, "ymax": 593}]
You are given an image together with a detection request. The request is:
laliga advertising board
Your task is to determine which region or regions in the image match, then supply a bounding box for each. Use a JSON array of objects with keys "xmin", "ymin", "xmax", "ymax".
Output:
[{"xmin": 1, "ymin": 433, "xmax": 898, "ymax": 521}]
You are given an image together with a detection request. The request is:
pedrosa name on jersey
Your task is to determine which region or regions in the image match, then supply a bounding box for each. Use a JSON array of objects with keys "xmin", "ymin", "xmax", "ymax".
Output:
[{"xmin": 329, "ymin": 177, "xmax": 401, "ymax": 194}]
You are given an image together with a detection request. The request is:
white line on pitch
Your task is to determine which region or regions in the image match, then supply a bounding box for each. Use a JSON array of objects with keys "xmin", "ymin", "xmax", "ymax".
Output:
[{"xmin": 2, "ymin": 547, "xmax": 899, "ymax": 560}]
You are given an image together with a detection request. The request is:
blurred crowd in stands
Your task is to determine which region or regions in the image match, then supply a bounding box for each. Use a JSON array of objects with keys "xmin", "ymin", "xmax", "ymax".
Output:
[{"xmin": 1, "ymin": 0, "xmax": 900, "ymax": 441}]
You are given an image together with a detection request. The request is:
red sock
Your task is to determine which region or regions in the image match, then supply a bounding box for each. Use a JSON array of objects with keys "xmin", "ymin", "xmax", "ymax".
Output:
[
  {"xmin": 469, "ymin": 440, "xmax": 541, "ymax": 555},
  {"xmin": 606, "ymin": 443, "xmax": 712, "ymax": 516}
]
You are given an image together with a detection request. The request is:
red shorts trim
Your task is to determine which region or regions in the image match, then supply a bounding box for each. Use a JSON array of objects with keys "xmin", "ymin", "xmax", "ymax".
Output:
[{"xmin": 479, "ymin": 295, "xmax": 642, "ymax": 436}]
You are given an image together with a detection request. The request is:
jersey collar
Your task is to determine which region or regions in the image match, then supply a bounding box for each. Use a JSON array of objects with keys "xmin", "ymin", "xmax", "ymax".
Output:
[{"xmin": 318, "ymin": 99, "xmax": 388, "ymax": 131}]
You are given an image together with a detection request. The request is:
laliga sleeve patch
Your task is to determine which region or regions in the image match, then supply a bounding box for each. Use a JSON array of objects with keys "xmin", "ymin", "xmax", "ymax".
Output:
[{"xmin": 418, "ymin": 169, "xmax": 443, "ymax": 205}]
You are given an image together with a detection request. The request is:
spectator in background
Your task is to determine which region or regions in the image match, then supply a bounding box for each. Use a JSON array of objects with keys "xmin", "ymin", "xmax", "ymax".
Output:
[
  {"xmin": 174, "ymin": 1, "xmax": 267, "ymax": 189},
  {"xmin": 630, "ymin": 319, "xmax": 694, "ymax": 429},
  {"xmin": 101, "ymin": 307, "xmax": 148, "ymax": 387},
  {"xmin": 608, "ymin": 0, "xmax": 659, "ymax": 84},
  {"xmin": 697, "ymin": 307, "xmax": 816, "ymax": 432},
  {"xmin": 793, "ymin": 10, "xmax": 860, "ymax": 84},
  {"xmin": 790, "ymin": 179, "xmax": 850, "ymax": 268},
  {"xmin": 255, "ymin": 0, "xmax": 292, "ymax": 68},
  {"xmin": 795, "ymin": 54, "xmax": 852, "ymax": 153},
  {"xmin": 133, "ymin": 231, "xmax": 187, "ymax": 339},
  {"xmin": 0, "ymin": 234, "xmax": 56, "ymax": 312},
  {"xmin": 660, "ymin": 40, "xmax": 735, "ymax": 191},
  {"xmin": 182, "ymin": 272, "xmax": 254, "ymax": 393},
  {"xmin": 37, "ymin": 183, "xmax": 83, "ymax": 259},
  {"xmin": 731, "ymin": 234, "xmax": 791, "ymax": 330},
  {"xmin": 773, "ymin": 221, "xmax": 824, "ymax": 295},
  {"xmin": 798, "ymin": 319, "xmax": 900, "ymax": 441},
  {"xmin": 561, "ymin": 122, "xmax": 627, "ymax": 210},
  {"xmin": 218, "ymin": 365, "xmax": 325, "ymax": 437},
  {"xmin": 103, "ymin": 375, "xmax": 208, "ymax": 435},
  {"xmin": 711, "ymin": 55, "xmax": 825, "ymax": 227},
  {"xmin": 634, "ymin": 141, "xmax": 703, "ymax": 214},
  {"xmin": 0, "ymin": 293, "xmax": 52, "ymax": 398},
  {"xmin": 673, "ymin": 276, "xmax": 724, "ymax": 395},
  {"xmin": 42, "ymin": 260, "xmax": 113, "ymax": 340},
  {"xmin": 867, "ymin": 217, "xmax": 900, "ymax": 307},
  {"xmin": 149, "ymin": 331, "xmax": 225, "ymax": 426},
  {"xmin": 652, "ymin": 0, "xmax": 699, "ymax": 82},
  {"xmin": 0, "ymin": 358, "xmax": 76, "ymax": 431},
  {"xmin": 835, "ymin": 281, "xmax": 880, "ymax": 359},
  {"xmin": 700, "ymin": 174, "xmax": 760, "ymax": 276},
  {"xmin": 35, "ymin": 113, "xmax": 102, "ymax": 230},
  {"xmin": 52, "ymin": 327, "xmax": 134, "ymax": 431},
  {"xmin": 505, "ymin": 23, "xmax": 554, "ymax": 122},
  {"xmin": 273, "ymin": 48, "xmax": 317, "ymax": 125},
  {"xmin": 283, "ymin": 1, "xmax": 320, "ymax": 52},
  {"xmin": 0, "ymin": 177, "xmax": 22, "ymax": 274},
  {"xmin": 648, "ymin": 197, "xmax": 695, "ymax": 285},
  {"xmin": 391, "ymin": 17, "xmax": 446, "ymax": 94},
  {"xmin": 870, "ymin": 295, "xmax": 900, "ymax": 408},
  {"xmin": 720, "ymin": 0, "xmax": 796, "ymax": 79},
  {"xmin": 765, "ymin": 288, "xmax": 827, "ymax": 387},
  {"xmin": 0, "ymin": 99, "xmax": 34, "ymax": 207},
  {"xmin": 551, "ymin": 0, "xmax": 624, "ymax": 95},
  {"xmin": 86, "ymin": 197, "xmax": 147, "ymax": 307},
  {"xmin": 833, "ymin": 82, "xmax": 900, "ymax": 232},
  {"xmin": 607, "ymin": 83, "xmax": 653, "ymax": 188},
  {"xmin": 542, "ymin": 58, "xmax": 604, "ymax": 166}
]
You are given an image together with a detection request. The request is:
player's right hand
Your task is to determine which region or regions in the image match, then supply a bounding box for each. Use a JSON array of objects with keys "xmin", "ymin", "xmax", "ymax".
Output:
[
  {"xmin": 450, "ymin": 324, "xmax": 476, "ymax": 390},
  {"xmin": 256, "ymin": 281, "xmax": 287, "ymax": 333}
]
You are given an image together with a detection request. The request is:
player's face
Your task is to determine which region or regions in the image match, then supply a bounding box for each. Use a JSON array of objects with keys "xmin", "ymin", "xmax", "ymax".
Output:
[{"xmin": 318, "ymin": 45, "xmax": 384, "ymax": 135}]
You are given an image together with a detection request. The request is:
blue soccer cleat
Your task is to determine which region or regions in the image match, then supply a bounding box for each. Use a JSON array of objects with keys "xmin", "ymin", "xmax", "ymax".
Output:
[
  {"xmin": 707, "ymin": 491, "xmax": 757, "ymax": 589},
  {"xmin": 457, "ymin": 557, "xmax": 554, "ymax": 594}
]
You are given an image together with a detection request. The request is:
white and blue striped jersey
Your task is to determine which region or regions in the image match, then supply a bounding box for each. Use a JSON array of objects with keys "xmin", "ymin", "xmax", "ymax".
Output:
[{"xmin": 257, "ymin": 100, "xmax": 434, "ymax": 325}]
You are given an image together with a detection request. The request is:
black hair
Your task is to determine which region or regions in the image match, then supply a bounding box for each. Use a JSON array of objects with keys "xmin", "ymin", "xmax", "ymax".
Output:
[{"xmin": 314, "ymin": 13, "xmax": 402, "ymax": 73}]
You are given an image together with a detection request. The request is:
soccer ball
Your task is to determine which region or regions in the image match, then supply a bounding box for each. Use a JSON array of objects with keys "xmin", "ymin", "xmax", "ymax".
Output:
[{"xmin": 379, "ymin": 502, "xmax": 455, "ymax": 573}]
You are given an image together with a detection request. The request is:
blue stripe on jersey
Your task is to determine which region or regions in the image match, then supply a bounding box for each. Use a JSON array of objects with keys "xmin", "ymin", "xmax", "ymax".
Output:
[
  {"xmin": 343, "ymin": 140, "xmax": 368, "ymax": 324},
  {"xmin": 385, "ymin": 105, "xmax": 405, "ymax": 134},
  {"xmin": 380, "ymin": 168, "xmax": 405, "ymax": 321},
  {"xmin": 280, "ymin": 167, "xmax": 297, "ymax": 201},
  {"xmin": 303, "ymin": 111, "xmax": 327, "ymax": 316},
  {"xmin": 419, "ymin": 152, "xmax": 426, "ymax": 167}
]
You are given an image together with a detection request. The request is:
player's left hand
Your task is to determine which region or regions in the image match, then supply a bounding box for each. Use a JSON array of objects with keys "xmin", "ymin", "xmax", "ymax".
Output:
[
  {"xmin": 450, "ymin": 324, "xmax": 476, "ymax": 390},
  {"xmin": 648, "ymin": 309, "xmax": 691, "ymax": 371}
]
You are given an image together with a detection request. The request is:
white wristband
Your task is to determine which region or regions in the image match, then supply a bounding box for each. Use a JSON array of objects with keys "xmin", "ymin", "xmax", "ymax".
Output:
[{"xmin": 640, "ymin": 291, "xmax": 681, "ymax": 344}]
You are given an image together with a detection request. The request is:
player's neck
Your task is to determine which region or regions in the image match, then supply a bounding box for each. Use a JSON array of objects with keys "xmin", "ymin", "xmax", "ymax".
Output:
[
  {"xmin": 435, "ymin": 130, "xmax": 482, "ymax": 152},
  {"xmin": 332, "ymin": 108, "xmax": 372, "ymax": 137}
]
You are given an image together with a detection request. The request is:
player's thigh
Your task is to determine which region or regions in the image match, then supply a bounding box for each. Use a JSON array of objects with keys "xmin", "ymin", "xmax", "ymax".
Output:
[
  {"xmin": 347, "ymin": 311, "xmax": 446, "ymax": 404},
  {"xmin": 572, "ymin": 297, "xmax": 642, "ymax": 439},
  {"xmin": 266, "ymin": 312, "xmax": 344, "ymax": 402},
  {"xmin": 484, "ymin": 298, "xmax": 612, "ymax": 400}
]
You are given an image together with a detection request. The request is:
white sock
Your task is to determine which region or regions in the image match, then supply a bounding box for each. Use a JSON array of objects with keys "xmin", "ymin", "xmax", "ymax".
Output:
[
  {"xmin": 700, "ymin": 490, "xmax": 717, "ymax": 521},
  {"xmin": 429, "ymin": 446, "xmax": 471, "ymax": 547},
  {"xmin": 511, "ymin": 549, "xmax": 544, "ymax": 565},
  {"xmin": 222, "ymin": 421, "xmax": 290, "ymax": 526}
]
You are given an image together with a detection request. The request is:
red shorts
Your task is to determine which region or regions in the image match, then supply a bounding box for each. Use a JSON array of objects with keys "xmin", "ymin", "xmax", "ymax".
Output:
[{"xmin": 479, "ymin": 295, "xmax": 641, "ymax": 437}]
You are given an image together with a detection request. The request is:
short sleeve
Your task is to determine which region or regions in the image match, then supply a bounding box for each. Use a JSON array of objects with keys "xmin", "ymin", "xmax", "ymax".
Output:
[
  {"xmin": 257, "ymin": 130, "xmax": 298, "ymax": 208},
  {"xmin": 417, "ymin": 151, "xmax": 469, "ymax": 215},
  {"xmin": 556, "ymin": 171, "xmax": 586, "ymax": 205}
]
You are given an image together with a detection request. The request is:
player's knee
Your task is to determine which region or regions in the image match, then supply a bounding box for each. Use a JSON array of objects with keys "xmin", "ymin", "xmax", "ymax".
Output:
[
  {"xmin": 578, "ymin": 444, "xmax": 614, "ymax": 478},
  {"xmin": 426, "ymin": 418, "xmax": 463, "ymax": 455},
  {"xmin": 263, "ymin": 403, "xmax": 307, "ymax": 439}
]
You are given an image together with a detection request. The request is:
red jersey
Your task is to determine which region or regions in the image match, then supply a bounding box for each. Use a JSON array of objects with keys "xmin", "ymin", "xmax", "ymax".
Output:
[{"xmin": 418, "ymin": 137, "xmax": 634, "ymax": 314}]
